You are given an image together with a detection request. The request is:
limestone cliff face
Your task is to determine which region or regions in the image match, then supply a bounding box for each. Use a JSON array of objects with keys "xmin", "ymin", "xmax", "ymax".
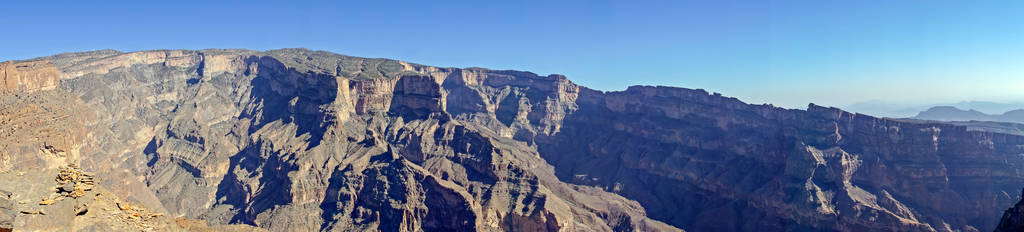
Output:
[
  {"xmin": 37, "ymin": 48, "xmax": 671, "ymax": 231},
  {"xmin": 0, "ymin": 60, "xmax": 60, "ymax": 94},
  {"xmin": 0, "ymin": 60, "xmax": 87, "ymax": 173},
  {"xmin": 5, "ymin": 48, "xmax": 1024, "ymax": 231},
  {"xmin": 540, "ymin": 85, "xmax": 1024, "ymax": 231},
  {"xmin": 0, "ymin": 91, "xmax": 90, "ymax": 172}
]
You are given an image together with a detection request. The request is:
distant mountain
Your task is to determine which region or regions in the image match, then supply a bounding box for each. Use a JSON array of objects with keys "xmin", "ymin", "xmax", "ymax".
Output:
[
  {"xmin": 914, "ymin": 106, "xmax": 994, "ymax": 121},
  {"xmin": 846, "ymin": 100, "xmax": 1024, "ymax": 118},
  {"xmin": 913, "ymin": 106, "xmax": 1024, "ymax": 123}
]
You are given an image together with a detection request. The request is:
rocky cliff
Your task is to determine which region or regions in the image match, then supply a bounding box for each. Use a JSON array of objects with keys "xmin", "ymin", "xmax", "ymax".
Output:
[
  {"xmin": 0, "ymin": 60, "xmax": 60, "ymax": 94},
  {"xmin": 996, "ymin": 189, "xmax": 1024, "ymax": 232},
  {"xmin": 540, "ymin": 86, "xmax": 1024, "ymax": 231},
  {"xmin": 2, "ymin": 48, "xmax": 1024, "ymax": 231}
]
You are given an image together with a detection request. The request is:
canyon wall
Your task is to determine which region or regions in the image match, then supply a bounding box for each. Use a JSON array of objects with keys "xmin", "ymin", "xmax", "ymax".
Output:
[
  {"xmin": 3, "ymin": 48, "xmax": 1024, "ymax": 231},
  {"xmin": 0, "ymin": 59, "xmax": 85, "ymax": 173},
  {"xmin": 538, "ymin": 86, "xmax": 1024, "ymax": 231},
  {"xmin": 0, "ymin": 60, "xmax": 59, "ymax": 94}
]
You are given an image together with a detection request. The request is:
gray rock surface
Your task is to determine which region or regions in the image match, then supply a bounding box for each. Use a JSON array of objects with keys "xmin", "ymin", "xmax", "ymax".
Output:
[{"xmin": 0, "ymin": 190, "xmax": 12, "ymax": 231}]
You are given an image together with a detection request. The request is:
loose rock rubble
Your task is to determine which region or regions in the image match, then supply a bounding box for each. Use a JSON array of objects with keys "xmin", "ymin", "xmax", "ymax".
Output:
[
  {"xmin": 0, "ymin": 165, "xmax": 265, "ymax": 231},
  {"xmin": 112, "ymin": 198, "xmax": 165, "ymax": 230},
  {"xmin": 38, "ymin": 164, "xmax": 95, "ymax": 206},
  {"xmin": 55, "ymin": 164, "xmax": 95, "ymax": 199},
  {"xmin": 2, "ymin": 166, "xmax": 143, "ymax": 230}
]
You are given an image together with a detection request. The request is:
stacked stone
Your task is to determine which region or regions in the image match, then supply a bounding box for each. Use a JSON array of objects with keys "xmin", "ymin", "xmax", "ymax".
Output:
[{"xmin": 55, "ymin": 164, "xmax": 95, "ymax": 199}]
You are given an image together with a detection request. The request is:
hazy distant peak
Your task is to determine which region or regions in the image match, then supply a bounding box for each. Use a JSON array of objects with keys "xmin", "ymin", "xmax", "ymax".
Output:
[
  {"xmin": 913, "ymin": 105, "xmax": 1024, "ymax": 124},
  {"xmin": 845, "ymin": 100, "xmax": 1024, "ymax": 118}
]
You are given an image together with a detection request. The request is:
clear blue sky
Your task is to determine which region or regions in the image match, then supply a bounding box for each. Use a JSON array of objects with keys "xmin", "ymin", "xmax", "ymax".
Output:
[{"xmin": 3, "ymin": 0, "xmax": 1024, "ymax": 110}]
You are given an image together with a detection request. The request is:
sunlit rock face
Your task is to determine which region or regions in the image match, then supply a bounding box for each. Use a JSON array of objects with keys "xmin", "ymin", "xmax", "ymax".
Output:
[
  {"xmin": 1, "ymin": 60, "xmax": 60, "ymax": 94},
  {"xmin": 3, "ymin": 48, "xmax": 1024, "ymax": 231}
]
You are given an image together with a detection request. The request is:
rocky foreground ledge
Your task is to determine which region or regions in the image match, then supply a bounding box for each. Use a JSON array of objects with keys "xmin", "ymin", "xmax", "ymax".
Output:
[{"xmin": 0, "ymin": 164, "xmax": 262, "ymax": 231}]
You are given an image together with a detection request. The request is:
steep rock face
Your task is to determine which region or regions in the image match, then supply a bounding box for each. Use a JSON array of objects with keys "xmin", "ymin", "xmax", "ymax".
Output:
[
  {"xmin": 7, "ymin": 48, "xmax": 1024, "ymax": 231},
  {"xmin": 0, "ymin": 77, "xmax": 88, "ymax": 173},
  {"xmin": 390, "ymin": 73, "xmax": 446, "ymax": 120},
  {"xmin": 45, "ymin": 48, "xmax": 673, "ymax": 231},
  {"xmin": 536, "ymin": 85, "xmax": 1024, "ymax": 231},
  {"xmin": 319, "ymin": 150, "xmax": 478, "ymax": 231},
  {"xmin": 996, "ymin": 188, "xmax": 1024, "ymax": 232},
  {"xmin": 0, "ymin": 60, "xmax": 60, "ymax": 94},
  {"xmin": 0, "ymin": 55, "xmax": 264, "ymax": 231}
]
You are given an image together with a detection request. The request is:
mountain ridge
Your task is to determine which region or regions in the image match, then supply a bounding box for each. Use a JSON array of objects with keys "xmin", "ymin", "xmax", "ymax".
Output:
[
  {"xmin": 913, "ymin": 105, "xmax": 1024, "ymax": 124},
  {"xmin": 846, "ymin": 100, "xmax": 1024, "ymax": 118}
]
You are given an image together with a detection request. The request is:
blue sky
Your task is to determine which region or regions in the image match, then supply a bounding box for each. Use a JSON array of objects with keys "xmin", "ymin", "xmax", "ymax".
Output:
[{"xmin": 3, "ymin": 1, "xmax": 1024, "ymax": 111}]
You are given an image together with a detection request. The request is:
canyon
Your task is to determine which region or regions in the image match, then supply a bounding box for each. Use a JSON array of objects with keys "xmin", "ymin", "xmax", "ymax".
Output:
[{"xmin": 2, "ymin": 48, "xmax": 1024, "ymax": 231}]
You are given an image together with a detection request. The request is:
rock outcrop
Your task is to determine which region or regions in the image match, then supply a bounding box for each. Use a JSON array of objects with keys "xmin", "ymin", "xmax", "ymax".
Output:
[
  {"xmin": 0, "ymin": 190, "xmax": 12, "ymax": 232},
  {"xmin": 0, "ymin": 152, "xmax": 262, "ymax": 231},
  {"xmin": 0, "ymin": 164, "xmax": 182, "ymax": 231},
  {"xmin": 5, "ymin": 48, "xmax": 1024, "ymax": 231},
  {"xmin": 0, "ymin": 86, "xmax": 89, "ymax": 173},
  {"xmin": 0, "ymin": 60, "xmax": 60, "ymax": 94},
  {"xmin": 996, "ymin": 188, "xmax": 1024, "ymax": 232}
]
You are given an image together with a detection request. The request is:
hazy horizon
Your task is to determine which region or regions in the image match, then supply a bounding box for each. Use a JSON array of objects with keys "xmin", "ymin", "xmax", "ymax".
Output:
[{"xmin": 3, "ymin": 1, "xmax": 1023, "ymax": 111}]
